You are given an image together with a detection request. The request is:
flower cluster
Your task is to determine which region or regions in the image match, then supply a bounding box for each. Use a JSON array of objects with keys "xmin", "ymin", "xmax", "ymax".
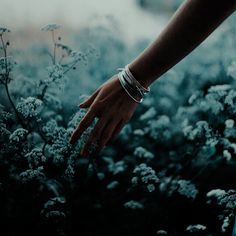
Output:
[
  {"xmin": 19, "ymin": 166, "xmax": 45, "ymax": 183},
  {"xmin": 16, "ymin": 97, "xmax": 42, "ymax": 118},
  {"xmin": 9, "ymin": 128, "xmax": 28, "ymax": 142},
  {"xmin": 207, "ymin": 189, "xmax": 236, "ymax": 233},
  {"xmin": 25, "ymin": 148, "xmax": 46, "ymax": 168},
  {"xmin": 41, "ymin": 24, "xmax": 61, "ymax": 31},
  {"xmin": 132, "ymin": 163, "xmax": 159, "ymax": 192}
]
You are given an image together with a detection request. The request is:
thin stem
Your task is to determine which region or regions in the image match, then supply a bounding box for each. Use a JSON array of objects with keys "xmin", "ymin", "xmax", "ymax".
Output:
[
  {"xmin": 0, "ymin": 35, "xmax": 9, "ymax": 81},
  {"xmin": 51, "ymin": 30, "xmax": 56, "ymax": 65},
  {"xmin": 62, "ymin": 59, "xmax": 80, "ymax": 75},
  {"xmin": 5, "ymin": 83, "xmax": 26, "ymax": 128},
  {"xmin": 0, "ymin": 35, "xmax": 26, "ymax": 128}
]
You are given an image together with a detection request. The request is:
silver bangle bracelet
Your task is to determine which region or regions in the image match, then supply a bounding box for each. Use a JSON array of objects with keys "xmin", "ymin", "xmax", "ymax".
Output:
[
  {"xmin": 117, "ymin": 65, "xmax": 150, "ymax": 103},
  {"xmin": 125, "ymin": 64, "xmax": 150, "ymax": 93},
  {"xmin": 118, "ymin": 72, "xmax": 143, "ymax": 103}
]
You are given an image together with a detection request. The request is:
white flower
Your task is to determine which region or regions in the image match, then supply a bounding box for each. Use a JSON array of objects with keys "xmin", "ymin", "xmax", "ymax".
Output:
[
  {"xmin": 26, "ymin": 148, "xmax": 46, "ymax": 168},
  {"xmin": 140, "ymin": 107, "xmax": 157, "ymax": 120},
  {"xmin": 41, "ymin": 24, "xmax": 61, "ymax": 31},
  {"xmin": 133, "ymin": 129, "xmax": 145, "ymax": 136},
  {"xmin": 206, "ymin": 189, "xmax": 226, "ymax": 198},
  {"xmin": 177, "ymin": 180, "xmax": 198, "ymax": 199},
  {"xmin": 156, "ymin": 230, "xmax": 168, "ymax": 235},
  {"xmin": 9, "ymin": 128, "xmax": 28, "ymax": 142},
  {"xmin": 222, "ymin": 216, "xmax": 230, "ymax": 233},
  {"xmin": 147, "ymin": 184, "xmax": 155, "ymax": 192},
  {"xmin": 132, "ymin": 163, "xmax": 159, "ymax": 192},
  {"xmin": 223, "ymin": 150, "xmax": 232, "ymax": 161},
  {"xmin": 225, "ymin": 119, "xmax": 234, "ymax": 129},
  {"xmin": 134, "ymin": 146, "xmax": 154, "ymax": 159},
  {"xmin": 230, "ymin": 143, "xmax": 236, "ymax": 153},
  {"xmin": 208, "ymin": 84, "xmax": 231, "ymax": 92},
  {"xmin": 124, "ymin": 200, "xmax": 144, "ymax": 209},
  {"xmin": 106, "ymin": 181, "xmax": 119, "ymax": 190},
  {"xmin": 186, "ymin": 224, "xmax": 206, "ymax": 233},
  {"xmin": 0, "ymin": 27, "xmax": 11, "ymax": 34},
  {"xmin": 19, "ymin": 166, "xmax": 45, "ymax": 183}
]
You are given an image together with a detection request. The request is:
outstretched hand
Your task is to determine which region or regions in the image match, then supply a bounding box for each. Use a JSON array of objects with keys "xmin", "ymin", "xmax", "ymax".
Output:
[{"xmin": 69, "ymin": 75, "xmax": 138, "ymax": 156}]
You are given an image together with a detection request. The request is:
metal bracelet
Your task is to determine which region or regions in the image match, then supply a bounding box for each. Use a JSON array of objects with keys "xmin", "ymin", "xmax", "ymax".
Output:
[{"xmin": 117, "ymin": 65, "xmax": 150, "ymax": 103}]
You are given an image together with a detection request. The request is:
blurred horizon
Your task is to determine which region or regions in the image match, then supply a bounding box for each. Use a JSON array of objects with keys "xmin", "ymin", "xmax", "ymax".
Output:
[{"xmin": 0, "ymin": 0, "xmax": 169, "ymax": 44}]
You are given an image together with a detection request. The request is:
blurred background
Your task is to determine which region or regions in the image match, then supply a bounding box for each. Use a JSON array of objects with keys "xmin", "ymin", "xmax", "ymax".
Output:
[{"xmin": 0, "ymin": 0, "xmax": 176, "ymax": 44}]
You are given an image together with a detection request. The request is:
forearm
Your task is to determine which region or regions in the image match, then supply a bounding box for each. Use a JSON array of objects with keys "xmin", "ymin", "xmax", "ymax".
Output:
[{"xmin": 129, "ymin": 0, "xmax": 236, "ymax": 87}]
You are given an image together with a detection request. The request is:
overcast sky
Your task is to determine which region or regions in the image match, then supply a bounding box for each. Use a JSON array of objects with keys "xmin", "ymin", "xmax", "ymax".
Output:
[{"xmin": 0, "ymin": 0, "xmax": 167, "ymax": 43}]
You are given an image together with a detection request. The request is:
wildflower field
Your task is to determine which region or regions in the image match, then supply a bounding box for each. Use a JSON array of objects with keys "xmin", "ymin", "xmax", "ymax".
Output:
[{"xmin": 1, "ymin": 11, "xmax": 236, "ymax": 236}]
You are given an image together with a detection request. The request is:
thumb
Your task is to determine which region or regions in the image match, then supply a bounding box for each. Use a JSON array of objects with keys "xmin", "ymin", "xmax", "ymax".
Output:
[{"xmin": 79, "ymin": 89, "xmax": 99, "ymax": 108}]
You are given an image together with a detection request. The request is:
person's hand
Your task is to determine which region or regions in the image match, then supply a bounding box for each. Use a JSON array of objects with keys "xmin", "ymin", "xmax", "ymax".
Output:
[{"xmin": 69, "ymin": 75, "xmax": 138, "ymax": 156}]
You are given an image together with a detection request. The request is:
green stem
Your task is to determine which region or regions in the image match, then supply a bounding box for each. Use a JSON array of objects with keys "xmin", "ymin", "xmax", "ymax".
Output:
[
  {"xmin": 5, "ymin": 83, "xmax": 26, "ymax": 128},
  {"xmin": 1, "ymin": 34, "xmax": 26, "ymax": 128},
  {"xmin": 51, "ymin": 30, "xmax": 56, "ymax": 65},
  {"xmin": 0, "ymin": 35, "xmax": 9, "ymax": 81}
]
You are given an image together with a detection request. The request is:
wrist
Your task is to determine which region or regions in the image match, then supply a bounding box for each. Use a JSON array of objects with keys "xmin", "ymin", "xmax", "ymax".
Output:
[
  {"xmin": 117, "ymin": 65, "xmax": 150, "ymax": 104},
  {"xmin": 128, "ymin": 62, "xmax": 152, "ymax": 88}
]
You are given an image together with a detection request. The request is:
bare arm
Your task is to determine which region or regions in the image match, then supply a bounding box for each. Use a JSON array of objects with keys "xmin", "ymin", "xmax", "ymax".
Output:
[
  {"xmin": 129, "ymin": 0, "xmax": 236, "ymax": 87},
  {"xmin": 70, "ymin": 0, "xmax": 236, "ymax": 155}
]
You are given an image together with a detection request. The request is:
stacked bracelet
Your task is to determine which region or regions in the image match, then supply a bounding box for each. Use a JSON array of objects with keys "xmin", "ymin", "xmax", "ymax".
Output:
[{"xmin": 117, "ymin": 65, "xmax": 150, "ymax": 103}]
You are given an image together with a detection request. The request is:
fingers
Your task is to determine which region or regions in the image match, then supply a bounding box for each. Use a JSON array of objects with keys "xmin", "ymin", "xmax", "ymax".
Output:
[
  {"xmin": 96, "ymin": 118, "xmax": 120, "ymax": 153},
  {"xmin": 69, "ymin": 108, "xmax": 96, "ymax": 144},
  {"xmin": 107, "ymin": 120, "xmax": 126, "ymax": 144},
  {"xmin": 79, "ymin": 89, "xmax": 100, "ymax": 108},
  {"xmin": 80, "ymin": 118, "xmax": 120, "ymax": 156},
  {"xmin": 81, "ymin": 116, "xmax": 108, "ymax": 156}
]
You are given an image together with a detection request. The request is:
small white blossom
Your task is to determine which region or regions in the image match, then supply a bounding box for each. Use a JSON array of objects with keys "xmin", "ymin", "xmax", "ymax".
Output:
[
  {"xmin": 225, "ymin": 119, "xmax": 234, "ymax": 128},
  {"xmin": 106, "ymin": 181, "xmax": 119, "ymax": 190},
  {"xmin": 186, "ymin": 224, "xmax": 206, "ymax": 233},
  {"xmin": 134, "ymin": 146, "xmax": 154, "ymax": 159},
  {"xmin": 223, "ymin": 150, "xmax": 232, "ymax": 161},
  {"xmin": 9, "ymin": 128, "xmax": 28, "ymax": 142},
  {"xmin": 147, "ymin": 184, "xmax": 155, "ymax": 192},
  {"xmin": 25, "ymin": 148, "xmax": 46, "ymax": 168},
  {"xmin": 156, "ymin": 230, "xmax": 168, "ymax": 235},
  {"xmin": 19, "ymin": 166, "xmax": 45, "ymax": 183},
  {"xmin": 41, "ymin": 24, "xmax": 61, "ymax": 31},
  {"xmin": 132, "ymin": 163, "xmax": 159, "ymax": 192},
  {"xmin": 206, "ymin": 189, "xmax": 226, "ymax": 198},
  {"xmin": 140, "ymin": 107, "xmax": 157, "ymax": 120},
  {"xmin": 208, "ymin": 84, "xmax": 231, "ymax": 93},
  {"xmin": 124, "ymin": 200, "xmax": 144, "ymax": 209},
  {"xmin": 230, "ymin": 143, "xmax": 236, "ymax": 153},
  {"xmin": 133, "ymin": 129, "xmax": 145, "ymax": 136},
  {"xmin": 0, "ymin": 27, "xmax": 11, "ymax": 34},
  {"xmin": 177, "ymin": 180, "xmax": 198, "ymax": 199},
  {"xmin": 222, "ymin": 216, "xmax": 230, "ymax": 233}
]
